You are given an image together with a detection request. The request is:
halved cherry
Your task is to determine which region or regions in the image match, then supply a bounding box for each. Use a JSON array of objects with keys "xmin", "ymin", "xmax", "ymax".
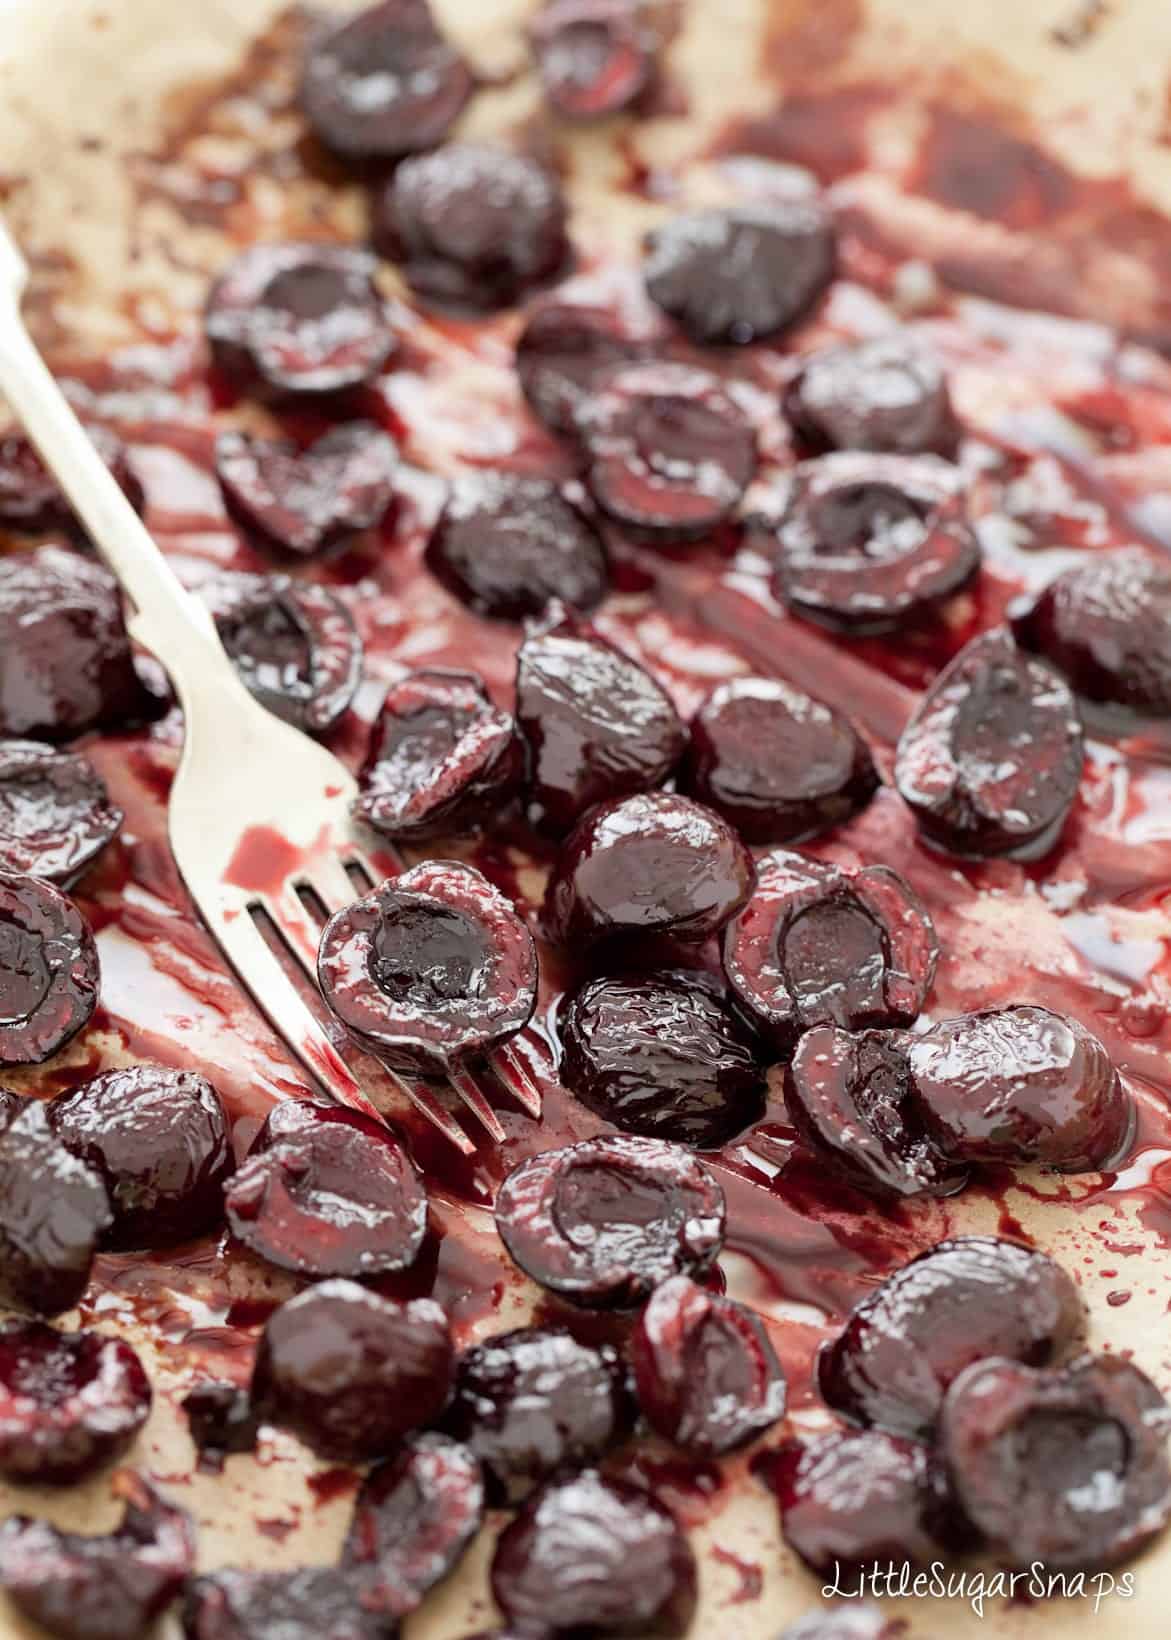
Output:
[
  {"xmin": 722, "ymin": 850, "xmax": 937, "ymax": 1057},
  {"xmin": 0, "ymin": 426, "xmax": 142, "ymax": 532},
  {"xmin": 225, "ymin": 1098, "xmax": 427, "ymax": 1279},
  {"xmin": 0, "ymin": 872, "xmax": 100, "ymax": 1067},
  {"xmin": 495, "ymin": 1133, "xmax": 725, "ymax": 1309},
  {"xmin": 894, "ymin": 627, "xmax": 1085, "ymax": 859},
  {"xmin": 0, "ymin": 1088, "xmax": 18, "ymax": 1129},
  {"xmin": 356, "ymin": 668, "xmax": 523, "ymax": 841},
  {"xmin": 0, "ymin": 742, "xmax": 123, "ymax": 885},
  {"xmin": 318, "ymin": 860, "xmax": 537, "ymax": 1076},
  {"xmin": 201, "ymin": 572, "xmax": 363, "ymax": 734},
  {"xmin": 0, "ymin": 1320, "xmax": 150, "ymax": 1483},
  {"xmin": 784, "ymin": 335, "xmax": 958, "ymax": 457},
  {"xmin": 529, "ymin": 0, "xmax": 656, "ymax": 119},
  {"xmin": 0, "ymin": 1104, "xmax": 111, "ymax": 1315},
  {"xmin": 516, "ymin": 302, "xmax": 645, "ymax": 436},
  {"xmin": 205, "ymin": 243, "xmax": 395, "ymax": 400},
  {"xmin": 779, "ymin": 1605, "xmax": 899, "ymax": 1640},
  {"xmin": 215, "ymin": 422, "xmax": 397, "ymax": 558},
  {"xmin": 181, "ymin": 1382, "xmax": 259, "ymax": 1474},
  {"xmin": 574, "ymin": 361, "xmax": 756, "ymax": 536},
  {"xmin": 185, "ymin": 1567, "xmax": 388, "ymax": 1640},
  {"xmin": 426, "ymin": 473, "xmax": 609, "ymax": 621},
  {"xmin": 301, "ymin": 0, "xmax": 473, "ymax": 162}
]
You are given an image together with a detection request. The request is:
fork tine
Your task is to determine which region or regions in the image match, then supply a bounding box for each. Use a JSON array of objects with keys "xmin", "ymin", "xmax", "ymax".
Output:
[
  {"xmin": 494, "ymin": 1041, "xmax": 545, "ymax": 1119},
  {"xmin": 446, "ymin": 1064, "xmax": 507, "ymax": 1143}
]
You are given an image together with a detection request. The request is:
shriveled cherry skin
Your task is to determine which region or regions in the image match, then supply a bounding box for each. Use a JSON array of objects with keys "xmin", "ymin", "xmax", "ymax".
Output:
[
  {"xmin": 940, "ymin": 1353, "xmax": 1171, "ymax": 1570},
  {"xmin": 0, "ymin": 1104, "xmax": 112, "ymax": 1314},
  {"xmin": 184, "ymin": 1567, "xmax": 392, "ymax": 1640},
  {"xmin": 544, "ymin": 791, "xmax": 754, "ymax": 950},
  {"xmin": 342, "ymin": 1431, "xmax": 484, "ymax": 1616},
  {"xmin": 0, "ymin": 741, "xmax": 123, "ymax": 885},
  {"xmin": 0, "ymin": 1320, "xmax": 150, "ymax": 1484},
  {"xmin": 181, "ymin": 1382, "xmax": 259, "ymax": 1474},
  {"xmin": 357, "ymin": 667, "xmax": 523, "ymax": 841},
  {"xmin": 895, "ymin": 627, "xmax": 1085, "ymax": 860},
  {"xmin": 819, "ymin": 1236, "xmax": 1085, "ymax": 1438},
  {"xmin": 784, "ymin": 335, "xmax": 958, "ymax": 457},
  {"xmin": 560, "ymin": 970, "xmax": 766, "ymax": 1148},
  {"xmin": 0, "ymin": 871, "xmax": 101, "ymax": 1067},
  {"xmin": 780, "ymin": 1606, "xmax": 899, "ymax": 1640},
  {"xmin": 50, "ymin": 1065, "xmax": 233, "ymax": 1249},
  {"xmin": 516, "ymin": 601, "xmax": 686, "ymax": 834},
  {"xmin": 445, "ymin": 1326, "xmax": 633, "ymax": 1499},
  {"xmin": 632, "ymin": 1276, "xmax": 785, "ymax": 1457},
  {"xmin": 251, "ymin": 1278, "xmax": 453, "ymax": 1461},
  {"xmin": 215, "ymin": 422, "xmax": 397, "ymax": 557},
  {"xmin": 301, "ymin": 0, "xmax": 472, "ymax": 162},
  {"xmin": 681, "ymin": 676, "xmax": 877, "ymax": 845},
  {"xmin": 643, "ymin": 202, "xmax": 835, "ymax": 345},
  {"xmin": 515, "ymin": 301, "xmax": 645, "ymax": 435},
  {"xmin": 492, "ymin": 1467, "xmax": 698, "ymax": 1636},
  {"xmin": 495, "ymin": 1133, "xmax": 726, "ymax": 1309},
  {"xmin": 0, "ymin": 426, "xmax": 142, "ymax": 533},
  {"xmin": 428, "ymin": 473, "xmax": 609, "ymax": 621},
  {"xmin": 530, "ymin": 0, "xmax": 655, "ymax": 119}
]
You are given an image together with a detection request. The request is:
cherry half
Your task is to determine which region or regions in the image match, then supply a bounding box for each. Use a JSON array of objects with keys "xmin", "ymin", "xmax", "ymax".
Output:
[
  {"xmin": 215, "ymin": 422, "xmax": 397, "ymax": 557},
  {"xmin": 530, "ymin": 0, "xmax": 656, "ymax": 120},
  {"xmin": 515, "ymin": 301, "xmax": 645, "ymax": 435},
  {"xmin": 0, "ymin": 872, "xmax": 100, "ymax": 1067},
  {"xmin": 181, "ymin": 1382, "xmax": 259, "ymax": 1474},
  {"xmin": 0, "ymin": 741, "xmax": 123, "ymax": 885},
  {"xmin": 784, "ymin": 334, "xmax": 958, "ymax": 457},
  {"xmin": 0, "ymin": 426, "xmax": 142, "ymax": 533},
  {"xmin": 0, "ymin": 1104, "xmax": 111, "ymax": 1315},
  {"xmin": 0, "ymin": 1320, "xmax": 151, "ymax": 1484},
  {"xmin": 184, "ymin": 1567, "xmax": 391, "ymax": 1640}
]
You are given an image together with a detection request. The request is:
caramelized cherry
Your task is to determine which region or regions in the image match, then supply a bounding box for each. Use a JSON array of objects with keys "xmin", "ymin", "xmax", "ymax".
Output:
[
  {"xmin": 0, "ymin": 1320, "xmax": 150, "ymax": 1483},
  {"xmin": 766, "ymin": 1430, "xmax": 938, "ymax": 1574},
  {"xmin": 0, "ymin": 1105, "xmax": 111, "ymax": 1314},
  {"xmin": 780, "ymin": 1606, "xmax": 900, "ymax": 1640},
  {"xmin": 184, "ymin": 1567, "xmax": 389, "ymax": 1640},
  {"xmin": 784, "ymin": 335, "xmax": 957, "ymax": 456},
  {"xmin": 0, "ymin": 872, "xmax": 100, "ymax": 1068},
  {"xmin": 0, "ymin": 742, "xmax": 123, "ymax": 885},
  {"xmin": 215, "ymin": 423, "xmax": 396, "ymax": 557},
  {"xmin": 0, "ymin": 426, "xmax": 141, "ymax": 533},
  {"xmin": 530, "ymin": 0, "xmax": 655, "ymax": 119},
  {"xmin": 515, "ymin": 302, "xmax": 645, "ymax": 435},
  {"xmin": 181, "ymin": 1383, "xmax": 259, "ymax": 1474}
]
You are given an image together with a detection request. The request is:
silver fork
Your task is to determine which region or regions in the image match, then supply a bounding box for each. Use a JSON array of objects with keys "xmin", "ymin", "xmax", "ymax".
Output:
[{"xmin": 0, "ymin": 222, "xmax": 541, "ymax": 1156}]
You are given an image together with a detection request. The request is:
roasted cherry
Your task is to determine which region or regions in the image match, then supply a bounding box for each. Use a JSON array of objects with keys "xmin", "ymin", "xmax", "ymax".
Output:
[
  {"xmin": 819, "ymin": 1236, "xmax": 1084, "ymax": 1438},
  {"xmin": 0, "ymin": 741, "xmax": 123, "ymax": 885},
  {"xmin": 251, "ymin": 1278, "xmax": 453, "ymax": 1461},
  {"xmin": 574, "ymin": 361, "xmax": 756, "ymax": 536},
  {"xmin": 201, "ymin": 572, "xmax": 363, "ymax": 734},
  {"xmin": 342, "ymin": 1432, "xmax": 483, "ymax": 1616},
  {"xmin": 215, "ymin": 422, "xmax": 396, "ymax": 557},
  {"xmin": 0, "ymin": 1320, "xmax": 150, "ymax": 1483},
  {"xmin": 301, "ymin": 0, "xmax": 472, "ymax": 162},
  {"xmin": 495, "ymin": 1133, "xmax": 725, "ymax": 1309},
  {"xmin": 560, "ymin": 970, "xmax": 766, "ymax": 1148},
  {"xmin": 373, "ymin": 145, "xmax": 569, "ymax": 310},
  {"xmin": 426, "ymin": 473, "xmax": 608, "ymax": 621},
  {"xmin": 184, "ymin": 1567, "xmax": 390, "ymax": 1640},
  {"xmin": 516, "ymin": 601, "xmax": 685, "ymax": 834},
  {"xmin": 515, "ymin": 302, "xmax": 645, "ymax": 435},
  {"xmin": 50, "ymin": 1065, "xmax": 232, "ymax": 1250},
  {"xmin": 772, "ymin": 453, "xmax": 980, "ymax": 634},
  {"xmin": 318, "ymin": 860, "xmax": 537, "ymax": 1075},
  {"xmin": 0, "ymin": 1105, "xmax": 111, "ymax": 1314},
  {"xmin": 767, "ymin": 1430, "xmax": 939, "ymax": 1574},
  {"xmin": 205, "ymin": 243, "xmax": 394, "ymax": 400},
  {"xmin": 0, "ymin": 872, "xmax": 100, "ymax": 1067},
  {"xmin": 445, "ymin": 1326, "xmax": 632, "ymax": 1499},
  {"xmin": 0, "ymin": 1473, "xmax": 194, "ymax": 1640},
  {"xmin": 181, "ymin": 1382, "xmax": 259, "ymax": 1474},
  {"xmin": 894, "ymin": 627, "xmax": 1085, "ymax": 859},
  {"xmin": 780, "ymin": 1606, "xmax": 899, "ymax": 1640},
  {"xmin": 224, "ymin": 1097, "xmax": 426, "ymax": 1279},
  {"xmin": 784, "ymin": 335, "xmax": 957, "ymax": 457},
  {"xmin": 0, "ymin": 426, "xmax": 141, "ymax": 533},
  {"xmin": 643, "ymin": 203, "xmax": 835, "ymax": 345},
  {"xmin": 530, "ymin": 0, "xmax": 655, "ymax": 119},
  {"xmin": 492, "ymin": 1468, "xmax": 697, "ymax": 1636},
  {"xmin": 544, "ymin": 791, "xmax": 753, "ymax": 950},
  {"xmin": 940, "ymin": 1354, "xmax": 1171, "ymax": 1570},
  {"xmin": 723, "ymin": 851, "xmax": 937, "ymax": 1056},
  {"xmin": 632, "ymin": 1276, "xmax": 785, "ymax": 1456},
  {"xmin": 0, "ymin": 1087, "xmax": 19, "ymax": 1129},
  {"xmin": 356, "ymin": 668, "xmax": 522, "ymax": 841},
  {"xmin": 682, "ymin": 676, "xmax": 877, "ymax": 845}
]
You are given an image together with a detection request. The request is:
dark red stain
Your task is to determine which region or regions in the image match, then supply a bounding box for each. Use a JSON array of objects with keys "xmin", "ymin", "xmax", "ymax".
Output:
[
  {"xmin": 713, "ymin": 86, "xmax": 889, "ymax": 184},
  {"xmin": 910, "ymin": 107, "xmax": 1078, "ymax": 229},
  {"xmin": 224, "ymin": 824, "xmax": 301, "ymax": 896}
]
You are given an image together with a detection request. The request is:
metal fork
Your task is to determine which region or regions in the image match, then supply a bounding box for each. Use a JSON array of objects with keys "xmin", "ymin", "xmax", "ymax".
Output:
[{"xmin": 0, "ymin": 222, "xmax": 541, "ymax": 1155}]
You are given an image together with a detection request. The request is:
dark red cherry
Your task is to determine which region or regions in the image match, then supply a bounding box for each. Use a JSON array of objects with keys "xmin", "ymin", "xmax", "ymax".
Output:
[
  {"xmin": 681, "ymin": 676, "xmax": 877, "ymax": 845},
  {"xmin": 373, "ymin": 145, "xmax": 569, "ymax": 310},
  {"xmin": 445, "ymin": 1326, "xmax": 632, "ymax": 1499},
  {"xmin": 301, "ymin": 0, "xmax": 472, "ymax": 162},
  {"xmin": 426, "ymin": 473, "xmax": 608, "ymax": 621},
  {"xmin": 780, "ymin": 1605, "xmax": 899, "ymax": 1640},
  {"xmin": 786, "ymin": 1026, "xmax": 966, "ymax": 1198},
  {"xmin": 184, "ymin": 1567, "xmax": 390, "ymax": 1640},
  {"xmin": 530, "ymin": 0, "xmax": 654, "ymax": 119},
  {"xmin": 940, "ymin": 1354, "xmax": 1171, "ymax": 1570},
  {"xmin": 894, "ymin": 627, "xmax": 1084, "ymax": 859},
  {"xmin": 215, "ymin": 423, "xmax": 396, "ymax": 558},
  {"xmin": 560, "ymin": 970, "xmax": 766, "ymax": 1148},
  {"xmin": 0, "ymin": 741, "xmax": 123, "ymax": 885},
  {"xmin": 495, "ymin": 1132, "xmax": 725, "ymax": 1309},
  {"xmin": 201, "ymin": 572, "xmax": 362, "ymax": 734},
  {"xmin": 574, "ymin": 361, "xmax": 756, "ymax": 537},
  {"xmin": 0, "ymin": 426, "xmax": 142, "ymax": 533},
  {"xmin": 0, "ymin": 872, "xmax": 100, "ymax": 1069},
  {"xmin": 632, "ymin": 1275, "xmax": 785, "ymax": 1457},
  {"xmin": 1012, "ymin": 547, "xmax": 1171, "ymax": 718},
  {"xmin": 722, "ymin": 851, "xmax": 937, "ymax": 1056},
  {"xmin": 342, "ymin": 1432, "xmax": 483, "ymax": 1616},
  {"xmin": 50, "ymin": 1065, "xmax": 232, "ymax": 1250},
  {"xmin": 643, "ymin": 202, "xmax": 835, "ymax": 345},
  {"xmin": 907, "ymin": 1005, "xmax": 1132, "ymax": 1173},
  {"xmin": 492, "ymin": 1468, "xmax": 697, "ymax": 1637},
  {"xmin": 544, "ymin": 790, "xmax": 754, "ymax": 950},
  {"xmin": 181, "ymin": 1383, "xmax": 259, "ymax": 1474},
  {"xmin": 515, "ymin": 302, "xmax": 646, "ymax": 435},
  {"xmin": 225, "ymin": 1097, "xmax": 426, "ymax": 1279},
  {"xmin": 205, "ymin": 243, "xmax": 394, "ymax": 400},
  {"xmin": 772, "ymin": 453, "xmax": 980, "ymax": 634},
  {"xmin": 0, "ymin": 1320, "xmax": 150, "ymax": 1483},
  {"xmin": 356, "ymin": 668, "xmax": 523, "ymax": 841},
  {"xmin": 318, "ymin": 860, "xmax": 537, "ymax": 1075},
  {"xmin": 516, "ymin": 601, "xmax": 685, "ymax": 834},
  {"xmin": 0, "ymin": 1087, "xmax": 19, "ymax": 1129},
  {"xmin": 0, "ymin": 1473, "xmax": 194, "ymax": 1640},
  {"xmin": 784, "ymin": 335, "xmax": 958, "ymax": 457},
  {"xmin": 819, "ymin": 1236, "xmax": 1085, "ymax": 1438},
  {"xmin": 0, "ymin": 1105, "xmax": 111, "ymax": 1315},
  {"xmin": 0, "ymin": 545, "xmax": 158, "ymax": 742},
  {"xmin": 251, "ymin": 1278, "xmax": 453, "ymax": 1461}
]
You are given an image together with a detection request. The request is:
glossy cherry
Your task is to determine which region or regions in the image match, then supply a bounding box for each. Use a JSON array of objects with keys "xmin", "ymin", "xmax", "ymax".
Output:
[
  {"xmin": 894, "ymin": 627, "xmax": 1085, "ymax": 859},
  {"xmin": 0, "ymin": 1105, "xmax": 111, "ymax": 1314},
  {"xmin": 495, "ymin": 1132, "xmax": 726, "ymax": 1308},
  {"xmin": 0, "ymin": 1320, "xmax": 150, "ymax": 1483},
  {"xmin": 784, "ymin": 335, "xmax": 957, "ymax": 457},
  {"xmin": 819, "ymin": 1236, "xmax": 1085, "ymax": 1438},
  {"xmin": 181, "ymin": 1383, "xmax": 259, "ymax": 1474},
  {"xmin": 184, "ymin": 1567, "xmax": 392, "ymax": 1640},
  {"xmin": 0, "ymin": 741, "xmax": 123, "ymax": 885},
  {"xmin": 515, "ymin": 301, "xmax": 645, "ymax": 435},
  {"xmin": 215, "ymin": 422, "xmax": 396, "ymax": 557},
  {"xmin": 530, "ymin": 0, "xmax": 655, "ymax": 119},
  {"xmin": 0, "ymin": 872, "xmax": 100, "ymax": 1067},
  {"xmin": 779, "ymin": 1606, "xmax": 900, "ymax": 1640},
  {"xmin": 0, "ymin": 426, "xmax": 141, "ymax": 533}
]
